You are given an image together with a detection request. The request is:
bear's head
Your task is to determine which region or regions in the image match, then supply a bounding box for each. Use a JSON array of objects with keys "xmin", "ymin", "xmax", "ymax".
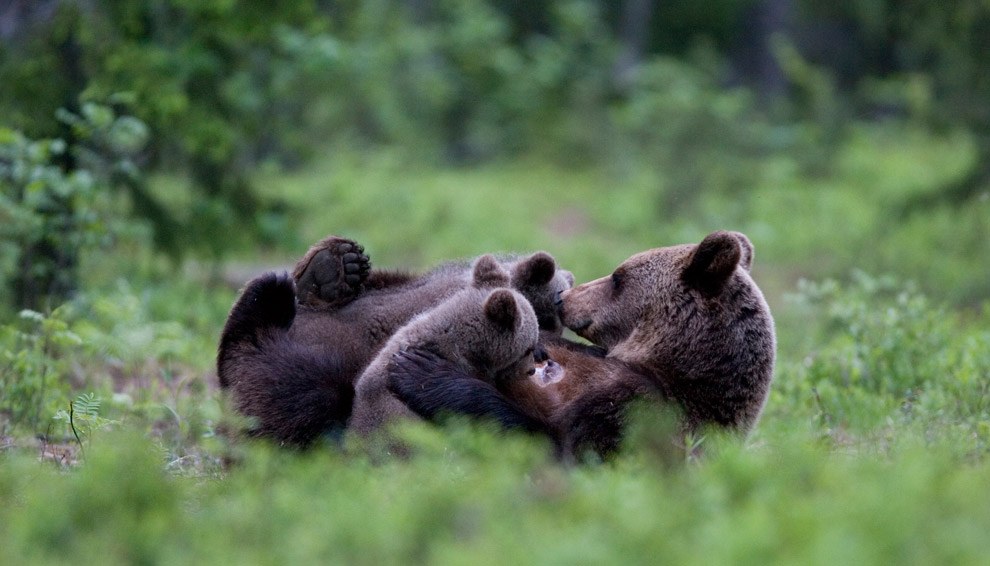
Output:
[
  {"xmin": 558, "ymin": 231, "xmax": 775, "ymax": 431},
  {"xmin": 506, "ymin": 252, "xmax": 574, "ymax": 334},
  {"xmin": 428, "ymin": 255, "xmax": 541, "ymax": 384}
]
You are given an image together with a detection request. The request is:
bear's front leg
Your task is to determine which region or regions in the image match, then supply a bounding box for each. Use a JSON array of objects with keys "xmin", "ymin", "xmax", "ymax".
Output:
[{"xmin": 386, "ymin": 348, "xmax": 549, "ymax": 435}]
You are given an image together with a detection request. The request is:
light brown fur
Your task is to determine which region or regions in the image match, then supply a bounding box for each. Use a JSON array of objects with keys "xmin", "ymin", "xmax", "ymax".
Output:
[{"xmin": 389, "ymin": 231, "xmax": 776, "ymax": 458}]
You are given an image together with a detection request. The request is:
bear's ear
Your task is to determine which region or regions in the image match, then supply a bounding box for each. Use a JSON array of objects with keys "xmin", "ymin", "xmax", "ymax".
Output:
[
  {"xmin": 473, "ymin": 254, "xmax": 510, "ymax": 289},
  {"xmin": 512, "ymin": 252, "xmax": 556, "ymax": 288},
  {"xmin": 484, "ymin": 289, "xmax": 520, "ymax": 332},
  {"xmin": 730, "ymin": 231, "xmax": 754, "ymax": 271},
  {"xmin": 682, "ymin": 231, "xmax": 742, "ymax": 297}
]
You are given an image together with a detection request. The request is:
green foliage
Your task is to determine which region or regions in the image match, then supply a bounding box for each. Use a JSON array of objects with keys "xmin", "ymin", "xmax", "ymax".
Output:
[
  {"xmin": 770, "ymin": 273, "xmax": 990, "ymax": 457},
  {"xmin": 1, "ymin": 3, "xmax": 990, "ymax": 562},
  {"xmin": 0, "ymin": 102, "xmax": 148, "ymax": 310},
  {"xmin": 0, "ymin": 129, "xmax": 94, "ymax": 309},
  {"xmin": 0, "ymin": 279, "xmax": 222, "ymax": 441},
  {"xmin": 3, "ymin": 0, "xmax": 988, "ymax": 268},
  {"xmin": 612, "ymin": 56, "xmax": 770, "ymax": 217},
  {"xmin": 0, "ymin": 1, "xmax": 326, "ymax": 258},
  {"xmin": 1, "ymin": 431, "xmax": 181, "ymax": 565},
  {"xmin": 0, "ymin": 308, "xmax": 80, "ymax": 432},
  {"xmin": 52, "ymin": 393, "xmax": 118, "ymax": 453},
  {"xmin": 304, "ymin": 0, "xmax": 617, "ymax": 162},
  {"xmin": 1, "ymin": 197, "xmax": 987, "ymax": 564},
  {"xmin": 0, "ymin": 153, "xmax": 988, "ymax": 563},
  {"xmin": 2, "ymin": 423, "xmax": 990, "ymax": 564}
]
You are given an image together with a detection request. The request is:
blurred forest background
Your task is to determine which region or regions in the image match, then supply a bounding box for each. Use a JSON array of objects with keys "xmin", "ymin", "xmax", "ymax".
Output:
[
  {"xmin": 2, "ymin": 0, "xmax": 989, "ymax": 308},
  {"xmin": 1, "ymin": 1, "xmax": 990, "ymax": 563}
]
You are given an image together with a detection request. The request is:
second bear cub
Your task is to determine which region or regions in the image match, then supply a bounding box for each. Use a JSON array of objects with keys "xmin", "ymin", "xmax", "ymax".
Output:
[{"xmin": 349, "ymin": 254, "xmax": 542, "ymax": 436}]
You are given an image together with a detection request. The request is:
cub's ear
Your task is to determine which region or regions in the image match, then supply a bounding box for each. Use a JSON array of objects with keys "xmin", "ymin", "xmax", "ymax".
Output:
[
  {"xmin": 682, "ymin": 231, "xmax": 742, "ymax": 297},
  {"xmin": 484, "ymin": 289, "xmax": 520, "ymax": 332},
  {"xmin": 473, "ymin": 254, "xmax": 510, "ymax": 288},
  {"xmin": 512, "ymin": 252, "xmax": 556, "ymax": 288},
  {"xmin": 730, "ymin": 231, "xmax": 754, "ymax": 271}
]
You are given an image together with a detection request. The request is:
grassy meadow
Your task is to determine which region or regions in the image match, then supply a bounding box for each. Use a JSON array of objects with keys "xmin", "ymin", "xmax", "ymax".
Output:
[{"xmin": 2, "ymin": 123, "xmax": 990, "ymax": 564}]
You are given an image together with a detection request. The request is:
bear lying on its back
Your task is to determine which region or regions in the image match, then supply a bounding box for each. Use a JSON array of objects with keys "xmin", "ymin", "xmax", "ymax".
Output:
[
  {"xmin": 217, "ymin": 236, "xmax": 573, "ymax": 446},
  {"xmin": 389, "ymin": 231, "xmax": 777, "ymax": 459}
]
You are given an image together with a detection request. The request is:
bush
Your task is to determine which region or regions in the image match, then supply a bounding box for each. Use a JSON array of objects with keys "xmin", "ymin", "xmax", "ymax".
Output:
[
  {"xmin": 769, "ymin": 272, "xmax": 990, "ymax": 457},
  {"xmin": 0, "ymin": 280, "xmax": 221, "ymax": 444},
  {"xmin": 0, "ymin": 102, "xmax": 148, "ymax": 310},
  {"xmin": 611, "ymin": 56, "xmax": 769, "ymax": 217},
  {"xmin": 0, "ymin": 308, "xmax": 80, "ymax": 433}
]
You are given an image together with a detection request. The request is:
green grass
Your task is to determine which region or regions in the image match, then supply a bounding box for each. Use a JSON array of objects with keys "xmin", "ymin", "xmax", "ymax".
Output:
[
  {"xmin": 2, "ymin": 122, "xmax": 990, "ymax": 564},
  {"xmin": 2, "ymin": 424, "xmax": 989, "ymax": 564}
]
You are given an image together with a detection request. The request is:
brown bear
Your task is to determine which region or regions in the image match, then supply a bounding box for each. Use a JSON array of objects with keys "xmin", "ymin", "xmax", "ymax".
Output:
[
  {"xmin": 217, "ymin": 236, "xmax": 573, "ymax": 446},
  {"xmin": 348, "ymin": 254, "xmax": 541, "ymax": 437},
  {"xmin": 387, "ymin": 231, "xmax": 777, "ymax": 459}
]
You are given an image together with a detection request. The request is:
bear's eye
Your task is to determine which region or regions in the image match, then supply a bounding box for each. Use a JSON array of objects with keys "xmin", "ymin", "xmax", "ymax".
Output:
[{"xmin": 514, "ymin": 348, "xmax": 534, "ymax": 367}]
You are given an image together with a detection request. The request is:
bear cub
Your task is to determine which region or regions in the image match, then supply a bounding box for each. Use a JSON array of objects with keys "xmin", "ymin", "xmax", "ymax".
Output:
[{"xmin": 349, "ymin": 254, "xmax": 542, "ymax": 437}]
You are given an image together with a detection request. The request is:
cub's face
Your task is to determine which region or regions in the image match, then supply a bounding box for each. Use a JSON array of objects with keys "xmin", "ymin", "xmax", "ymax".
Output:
[
  {"xmin": 491, "ymin": 344, "xmax": 539, "ymax": 383},
  {"xmin": 456, "ymin": 287, "xmax": 541, "ymax": 384},
  {"xmin": 559, "ymin": 245, "xmax": 693, "ymax": 350}
]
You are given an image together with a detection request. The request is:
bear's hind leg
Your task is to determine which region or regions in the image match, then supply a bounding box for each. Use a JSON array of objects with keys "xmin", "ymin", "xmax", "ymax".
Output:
[{"xmin": 293, "ymin": 236, "xmax": 370, "ymax": 309}]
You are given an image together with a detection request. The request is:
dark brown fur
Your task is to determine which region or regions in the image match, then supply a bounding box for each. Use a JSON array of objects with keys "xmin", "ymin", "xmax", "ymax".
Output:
[{"xmin": 217, "ymin": 236, "xmax": 572, "ymax": 446}]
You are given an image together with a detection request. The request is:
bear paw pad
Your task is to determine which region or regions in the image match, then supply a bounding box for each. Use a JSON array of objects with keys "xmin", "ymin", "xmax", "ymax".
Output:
[{"xmin": 294, "ymin": 237, "xmax": 370, "ymax": 307}]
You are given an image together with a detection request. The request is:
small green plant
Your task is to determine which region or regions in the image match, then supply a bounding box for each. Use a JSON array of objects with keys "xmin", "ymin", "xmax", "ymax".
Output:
[
  {"xmin": 52, "ymin": 393, "xmax": 117, "ymax": 455},
  {"xmin": 0, "ymin": 308, "xmax": 81, "ymax": 432}
]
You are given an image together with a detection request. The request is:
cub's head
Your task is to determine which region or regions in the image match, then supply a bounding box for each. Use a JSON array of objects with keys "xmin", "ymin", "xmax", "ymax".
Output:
[
  {"xmin": 444, "ymin": 255, "xmax": 542, "ymax": 383},
  {"xmin": 558, "ymin": 231, "xmax": 775, "ymax": 430},
  {"xmin": 506, "ymin": 252, "xmax": 574, "ymax": 334}
]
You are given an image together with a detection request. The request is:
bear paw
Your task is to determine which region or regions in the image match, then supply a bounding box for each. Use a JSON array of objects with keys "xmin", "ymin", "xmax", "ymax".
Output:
[
  {"xmin": 293, "ymin": 236, "xmax": 370, "ymax": 308},
  {"xmin": 387, "ymin": 348, "xmax": 548, "ymax": 434}
]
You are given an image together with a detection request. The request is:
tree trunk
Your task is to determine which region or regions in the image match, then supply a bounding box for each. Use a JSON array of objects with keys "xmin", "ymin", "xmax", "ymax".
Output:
[
  {"xmin": 12, "ymin": 20, "xmax": 85, "ymax": 310},
  {"xmin": 733, "ymin": 0, "xmax": 794, "ymax": 103},
  {"xmin": 613, "ymin": 0, "xmax": 654, "ymax": 90}
]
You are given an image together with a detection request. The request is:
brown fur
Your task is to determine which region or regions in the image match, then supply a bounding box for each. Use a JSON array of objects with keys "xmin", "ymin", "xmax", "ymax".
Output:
[
  {"xmin": 349, "ymin": 255, "xmax": 540, "ymax": 437},
  {"xmin": 389, "ymin": 231, "xmax": 776, "ymax": 458},
  {"xmin": 217, "ymin": 236, "xmax": 571, "ymax": 446}
]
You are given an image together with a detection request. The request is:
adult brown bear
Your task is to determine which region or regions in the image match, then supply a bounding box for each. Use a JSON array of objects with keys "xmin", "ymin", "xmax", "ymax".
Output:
[{"xmin": 387, "ymin": 231, "xmax": 777, "ymax": 459}]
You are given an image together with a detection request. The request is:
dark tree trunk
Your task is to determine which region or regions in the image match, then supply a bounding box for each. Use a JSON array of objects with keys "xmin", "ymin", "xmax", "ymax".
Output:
[
  {"xmin": 733, "ymin": 0, "xmax": 794, "ymax": 103},
  {"xmin": 613, "ymin": 0, "xmax": 654, "ymax": 90},
  {"xmin": 12, "ymin": 20, "xmax": 86, "ymax": 310}
]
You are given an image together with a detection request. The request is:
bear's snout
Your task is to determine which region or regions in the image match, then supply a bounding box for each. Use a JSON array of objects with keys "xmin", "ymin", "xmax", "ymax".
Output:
[
  {"xmin": 558, "ymin": 297, "xmax": 593, "ymax": 335},
  {"xmin": 557, "ymin": 283, "xmax": 601, "ymax": 333}
]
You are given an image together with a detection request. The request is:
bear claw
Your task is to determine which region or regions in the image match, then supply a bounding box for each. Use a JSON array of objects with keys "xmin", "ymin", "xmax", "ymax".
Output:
[{"xmin": 294, "ymin": 236, "xmax": 371, "ymax": 308}]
